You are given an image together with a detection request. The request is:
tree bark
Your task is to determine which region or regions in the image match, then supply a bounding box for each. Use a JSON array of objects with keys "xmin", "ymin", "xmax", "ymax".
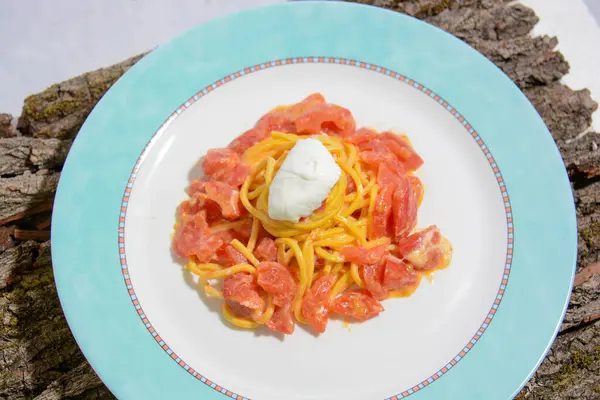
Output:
[{"xmin": 1, "ymin": 1, "xmax": 599, "ymax": 399}]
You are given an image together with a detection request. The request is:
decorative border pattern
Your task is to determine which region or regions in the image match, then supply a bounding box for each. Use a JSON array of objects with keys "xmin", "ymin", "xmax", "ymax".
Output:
[{"xmin": 118, "ymin": 57, "xmax": 513, "ymax": 400}]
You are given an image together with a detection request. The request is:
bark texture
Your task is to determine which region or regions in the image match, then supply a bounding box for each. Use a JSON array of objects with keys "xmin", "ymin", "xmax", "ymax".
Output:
[{"xmin": 2, "ymin": 1, "xmax": 599, "ymax": 399}]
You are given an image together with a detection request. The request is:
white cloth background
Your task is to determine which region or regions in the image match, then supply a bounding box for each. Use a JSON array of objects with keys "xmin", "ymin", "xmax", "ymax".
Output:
[{"xmin": 1, "ymin": 0, "xmax": 599, "ymax": 130}]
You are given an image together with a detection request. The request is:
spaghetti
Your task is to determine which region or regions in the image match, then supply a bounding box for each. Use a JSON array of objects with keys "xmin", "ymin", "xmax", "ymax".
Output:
[{"xmin": 172, "ymin": 93, "xmax": 452, "ymax": 335}]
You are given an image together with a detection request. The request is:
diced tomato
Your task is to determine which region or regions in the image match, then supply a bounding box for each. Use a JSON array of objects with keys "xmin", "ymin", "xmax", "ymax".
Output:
[
  {"xmin": 287, "ymin": 93, "xmax": 327, "ymax": 118},
  {"xmin": 392, "ymin": 174, "xmax": 417, "ymax": 240},
  {"xmin": 362, "ymin": 262, "xmax": 388, "ymax": 300},
  {"xmin": 376, "ymin": 163, "xmax": 400, "ymax": 186},
  {"xmin": 256, "ymin": 262, "xmax": 297, "ymax": 307},
  {"xmin": 177, "ymin": 200, "xmax": 191, "ymax": 220},
  {"xmin": 330, "ymin": 289, "xmax": 384, "ymax": 321},
  {"xmin": 368, "ymin": 183, "xmax": 395, "ymax": 240},
  {"xmin": 255, "ymin": 237, "xmax": 278, "ymax": 262},
  {"xmin": 223, "ymin": 272, "xmax": 264, "ymax": 310},
  {"xmin": 228, "ymin": 127, "xmax": 270, "ymax": 154},
  {"xmin": 202, "ymin": 149, "xmax": 249, "ymax": 188},
  {"xmin": 380, "ymin": 132, "xmax": 423, "ymax": 172},
  {"xmin": 408, "ymin": 175, "xmax": 424, "ymax": 206},
  {"xmin": 396, "ymin": 226, "xmax": 453, "ymax": 271},
  {"xmin": 361, "ymin": 141, "xmax": 406, "ymax": 176},
  {"xmin": 266, "ymin": 303, "xmax": 295, "ymax": 335},
  {"xmin": 255, "ymin": 111, "xmax": 295, "ymax": 134},
  {"xmin": 187, "ymin": 192, "xmax": 222, "ymax": 220},
  {"xmin": 188, "ymin": 179, "xmax": 208, "ymax": 197},
  {"xmin": 341, "ymin": 243, "xmax": 388, "ymax": 265},
  {"xmin": 226, "ymin": 300, "xmax": 253, "ymax": 319},
  {"xmin": 295, "ymin": 104, "xmax": 356, "ymax": 136},
  {"xmin": 302, "ymin": 274, "xmax": 336, "ymax": 333},
  {"xmin": 345, "ymin": 127, "xmax": 379, "ymax": 145},
  {"xmin": 216, "ymin": 244, "xmax": 248, "ymax": 267},
  {"xmin": 382, "ymin": 256, "xmax": 419, "ymax": 291},
  {"xmin": 172, "ymin": 212, "xmax": 230, "ymax": 262},
  {"xmin": 203, "ymin": 181, "xmax": 245, "ymax": 220},
  {"xmin": 231, "ymin": 219, "xmax": 253, "ymax": 242}
]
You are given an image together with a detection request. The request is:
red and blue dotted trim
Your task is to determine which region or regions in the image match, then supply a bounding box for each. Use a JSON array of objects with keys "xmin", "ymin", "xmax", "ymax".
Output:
[{"xmin": 118, "ymin": 56, "xmax": 513, "ymax": 400}]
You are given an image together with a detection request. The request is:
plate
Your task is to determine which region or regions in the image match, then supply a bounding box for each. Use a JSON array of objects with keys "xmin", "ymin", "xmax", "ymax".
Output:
[{"xmin": 51, "ymin": 2, "xmax": 577, "ymax": 399}]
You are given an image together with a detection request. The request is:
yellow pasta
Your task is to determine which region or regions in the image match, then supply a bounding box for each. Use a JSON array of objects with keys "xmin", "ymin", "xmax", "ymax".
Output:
[{"xmin": 175, "ymin": 96, "xmax": 453, "ymax": 336}]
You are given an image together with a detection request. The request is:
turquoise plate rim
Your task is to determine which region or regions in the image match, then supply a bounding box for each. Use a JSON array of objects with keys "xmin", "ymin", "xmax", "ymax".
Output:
[{"xmin": 51, "ymin": 2, "xmax": 577, "ymax": 399}]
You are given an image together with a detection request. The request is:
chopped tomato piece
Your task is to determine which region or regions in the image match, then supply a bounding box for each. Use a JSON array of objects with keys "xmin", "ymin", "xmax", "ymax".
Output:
[
  {"xmin": 360, "ymin": 138, "xmax": 407, "ymax": 175},
  {"xmin": 203, "ymin": 181, "xmax": 245, "ymax": 220},
  {"xmin": 408, "ymin": 175, "xmax": 424, "ymax": 206},
  {"xmin": 255, "ymin": 111, "xmax": 295, "ymax": 134},
  {"xmin": 392, "ymin": 174, "xmax": 417, "ymax": 240},
  {"xmin": 226, "ymin": 300, "xmax": 253, "ymax": 319},
  {"xmin": 345, "ymin": 127, "xmax": 379, "ymax": 145},
  {"xmin": 330, "ymin": 289, "xmax": 384, "ymax": 321},
  {"xmin": 382, "ymin": 256, "xmax": 419, "ymax": 291},
  {"xmin": 223, "ymin": 272, "xmax": 264, "ymax": 310},
  {"xmin": 376, "ymin": 163, "xmax": 401, "ymax": 186},
  {"xmin": 396, "ymin": 226, "xmax": 453, "ymax": 271},
  {"xmin": 256, "ymin": 262, "xmax": 297, "ymax": 307},
  {"xmin": 341, "ymin": 243, "xmax": 388, "ymax": 265},
  {"xmin": 362, "ymin": 262, "xmax": 388, "ymax": 300},
  {"xmin": 266, "ymin": 303, "xmax": 295, "ymax": 335},
  {"xmin": 287, "ymin": 93, "xmax": 327, "ymax": 118},
  {"xmin": 172, "ymin": 212, "xmax": 232, "ymax": 262},
  {"xmin": 216, "ymin": 244, "xmax": 247, "ymax": 267},
  {"xmin": 380, "ymin": 132, "xmax": 423, "ymax": 172},
  {"xmin": 188, "ymin": 179, "xmax": 208, "ymax": 197},
  {"xmin": 368, "ymin": 183, "xmax": 395, "ymax": 240},
  {"xmin": 202, "ymin": 149, "xmax": 249, "ymax": 188},
  {"xmin": 228, "ymin": 127, "xmax": 270, "ymax": 154},
  {"xmin": 302, "ymin": 274, "xmax": 336, "ymax": 333},
  {"xmin": 295, "ymin": 104, "xmax": 356, "ymax": 136},
  {"xmin": 255, "ymin": 237, "xmax": 278, "ymax": 262},
  {"xmin": 177, "ymin": 200, "xmax": 191, "ymax": 220},
  {"xmin": 187, "ymin": 192, "xmax": 222, "ymax": 221},
  {"xmin": 230, "ymin": 219, "xmax": 253, "ymax": 242}
]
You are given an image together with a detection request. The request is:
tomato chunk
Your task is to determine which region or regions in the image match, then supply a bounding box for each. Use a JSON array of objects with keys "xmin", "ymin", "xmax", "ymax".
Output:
[
  {"xmin": 223, "ymin": 272, "xmax": 264, "ymax": 310},
  {"xmin": 345, "ymin": 127, "xmax": 379, "ymax": 145},
  {"xmin": 368, "ymin": 183, "xmax": 395, "ymax": 240},
  {"xmin": 186, "ymin": 192, "xmax": 223, "ymax": 222},
  {"xmin": 202, "ymin": 148, "xmax": 250, "ymax": 188},
  {"xmin": 330, "ymin": 289, "xmax": 384, "ymax": 321},
  {"xmin": 226, "ymin": 300, "xmax": 254, "ymax": 319},
  {"xmin": 392, "ymin": 174, "xmax": 418, "ymax": 240},
  {"xmin": 287, "ymin": 93, "xmax": 327, "ymax": 118},
  {"xmin": 172, "ymin": 212, "xmax": 231, "ymax": 262},
  {"xmin": 255, "ymin": 111, "xmax": 295, "ymax": 134},
  {"xmin": 383, "ymin": 256, "xmax": 419, "ymax": 291},
  {"xmin": 228, "ymin": 127, "xmax": 270, "ymax": 154},
  {"xmin": 341, "ymin": 243, "xmax": 388, "ymax": 265},
  {"xmin": 362, "ymin": 262, "xmax": 388, "ymax": 300},
  {"xmin": 396, "ymin": 226, "xmax": 453, "ymax": 271},
  {"xmin": 302, "ymin": 274, "xmax": 336, "ymax": 333},
  {"xmin": 255, "ymin": 237, "xmax": 278, "ymax": 262},
  {"xmin": 203, "ymin": 181, "xmax": 245, "ymax": 220},
  {"xmin": 295, "ymin": 104, "xmax": 356, "ymax": 136},
  {"xmin": 256, "ymin": 262, "xmax": 297, "ymax": 307},
  {"xmin": 408, "ymin": 175, "xmax": 424, "ymax": 206},
  {"xmin": 380, "ymin": 132, "xmax": 423, "ymax": 172},
  {"xmin": 216, "ymin": 244, "xmax": 247, "ymax": 267},
  {"xmin": 266, "ymin": 303, "xmax": 295, "ymax": 335}
]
